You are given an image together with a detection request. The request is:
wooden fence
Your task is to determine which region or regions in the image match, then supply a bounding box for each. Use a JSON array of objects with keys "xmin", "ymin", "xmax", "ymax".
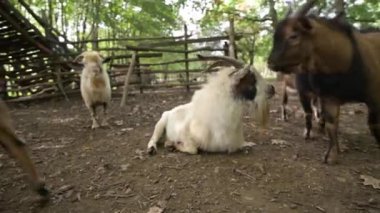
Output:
[{"xmin": 1, "ymin": 0, "xmax": 243, "ymax": 102}]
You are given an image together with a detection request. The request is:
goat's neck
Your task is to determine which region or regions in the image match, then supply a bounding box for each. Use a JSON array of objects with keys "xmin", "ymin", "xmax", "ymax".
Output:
[{"xmin": 310, "ymin": 22, "xmax": 353, "ymax": 74}]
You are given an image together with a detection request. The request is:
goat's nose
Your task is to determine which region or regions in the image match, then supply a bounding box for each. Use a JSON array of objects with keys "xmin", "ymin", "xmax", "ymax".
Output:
[{"xmin": 267, "ymin": 62, "xmax": 278, "ymax": 71}]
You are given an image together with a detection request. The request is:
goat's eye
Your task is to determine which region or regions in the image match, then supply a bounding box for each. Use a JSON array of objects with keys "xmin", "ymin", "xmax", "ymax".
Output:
[{"xmin": 288, "ymin": 34, "xmax": 299, "ymax": 41}]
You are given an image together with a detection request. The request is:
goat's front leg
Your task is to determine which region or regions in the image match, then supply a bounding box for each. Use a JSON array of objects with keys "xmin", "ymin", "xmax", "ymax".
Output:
[
  {"xmin": 321, "ymin": 98, "xmax": 341, "ymax": 164},
  {"xmin": 147, "ymin": 112, "xmax": 169, "ymax": 155},
  {"xmin": 89, "ymin": 105, "xmax": 100, "ymax": 129},
  {"xmin": 312, "ymin": 97, "xmax": 325, "ymax": 133},
  {"xmin": 101, "ymin": 102, "xmax": 109, "ymax": 127},
  {"xmin": 281, "ymin": 85, "xmax": 289, "ymax": 121},
  {"xmin": 299, "ymin": 92, "xmax": 313, "ymax": 140},
  {"xmin": 1, "ymin": 134, "xmax": 49, "ymax": 199},
  {"xmin": 367, "ymin": 105, "xmax": 380, "ymax": 147}
]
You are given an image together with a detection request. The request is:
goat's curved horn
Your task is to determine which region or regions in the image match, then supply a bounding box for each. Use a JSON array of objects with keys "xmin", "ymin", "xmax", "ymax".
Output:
[
  {"xmin": 202, "ymin": 60, "xmax": 237, "ymax": 73},
  {"xmin": 197, "ymin": 54, "xmax": 244, "ymax": 68},
  {"xmin": 285, "ymin": 7, "xmax": 293, "ymax": 18},
  {"xmin": 292, "ymin": 0, "xmax": 317, "ymax": 17},
  {"xmin": 73, "ymin": 52, "xmax": 84, "ymax": 63}
]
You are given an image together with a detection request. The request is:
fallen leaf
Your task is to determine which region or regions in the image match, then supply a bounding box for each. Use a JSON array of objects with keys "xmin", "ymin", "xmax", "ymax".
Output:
[
  {"xmin": 147, "ymin": 206, "xmax": 164, "ymax": 213},
  {"xmin": 271, "ymin": 139, "xmax": 289, "ymax": 145},
  {"xmin": 56, "ymin": 184, "xmax": 74, "ymax": 194},
  {"xmin": 360, "ymin": 175, "xmax": 380, "ymax": 189},
  {"xmin": 114, "ymin": 120, "xmax": 124, "ymax": 126}
]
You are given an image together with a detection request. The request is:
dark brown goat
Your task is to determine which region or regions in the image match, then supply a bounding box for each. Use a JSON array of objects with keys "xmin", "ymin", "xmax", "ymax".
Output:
[
  {"xmin": 281, "ymin": 73, "xmax": 323, "ymax": 139},
  {"xmin": 0, "ymin": 100, "xmax": 49, "ymax": 199},
  {"xmin": 267, "ymin": 0, "xmax": 380, "ymax": 164}
]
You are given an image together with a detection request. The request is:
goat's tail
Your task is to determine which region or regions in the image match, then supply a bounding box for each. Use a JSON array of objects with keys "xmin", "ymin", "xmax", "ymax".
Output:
[{"xmin": 147, "ymin": 111, "xmax": 169, "ymax": 155}]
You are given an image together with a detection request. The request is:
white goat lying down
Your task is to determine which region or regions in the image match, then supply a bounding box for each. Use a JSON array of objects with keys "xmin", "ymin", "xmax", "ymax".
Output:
[
  {"xmin": 75, "ymin": 51, "xmax": 111, "ymax": 129},
  {"xmin": 147, "ymin": 56, "xmax": 275, "ymax": 155}
]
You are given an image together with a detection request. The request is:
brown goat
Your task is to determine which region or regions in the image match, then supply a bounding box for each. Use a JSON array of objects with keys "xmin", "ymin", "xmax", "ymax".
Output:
[
  {"xmin": 267, "ymin": 0, "xmax": 380, "ymax": 164},
  {"xmin": 0, "ymin": 100, "xmax": 49, "ymax": 199}
]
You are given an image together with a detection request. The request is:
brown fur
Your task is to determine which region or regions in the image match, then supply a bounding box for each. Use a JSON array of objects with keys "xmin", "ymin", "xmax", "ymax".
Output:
[
  {"xmin": 92, "ymin": 78, "xmax": 106, "ymax": 89},
  {"xmin": 0, "ymin": 100, "xmax": 49, "ymax": 198},
  {"xmin": 268, "ymin": 11, "xmax": 380, "ymax": 164}
]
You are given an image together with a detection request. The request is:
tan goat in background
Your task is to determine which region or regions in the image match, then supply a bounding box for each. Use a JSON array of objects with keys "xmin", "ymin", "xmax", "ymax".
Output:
[{"xmin": 75, "ymin": 51, "xmax": 111, "ymax": 129}]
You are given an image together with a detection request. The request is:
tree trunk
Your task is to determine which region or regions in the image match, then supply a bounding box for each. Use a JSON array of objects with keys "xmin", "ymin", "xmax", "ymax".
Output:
[
  {"xmin": 59, "ymin": 0, "xmax": 65, "ymax": 33},
  {"xmin": 228, "ymin": 16, "xmax": 236, "ymax": 59},
  {"xmin": 268, "ymin": 0, "xmax": 278, "ymax": 29},
  {"xmin": 268, "ymin": 0, "xmax": 281, "ymax": 80},
  {"xmin": 335, "ymin": 0, "xmax": 345, "ymax": 15},
  {"xmin": 47, "ymin": 0, "xmax": 54, "ymax": 26},
  {"xmin": 91, "ymin": 0, "xmax": 100, "ymax": 50},
  {"xmin": 249, "ymin": 38, "xmax": 256, "ymax": 65},
  {"xmin": 120, "ymin": 52, "xmax": 137, "ymax": 107}
]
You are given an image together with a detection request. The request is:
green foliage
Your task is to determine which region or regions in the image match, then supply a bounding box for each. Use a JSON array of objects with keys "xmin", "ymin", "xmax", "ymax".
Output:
[
  {"xmin": 198, "ymin": 0, "xmax": 380, "ymax": 63},
  {"xmin": 12, "ymin": 0, "xmax": 184, "ymax": 40},
  {"xmin": 9, "ymin": 0, "xmax": 380, "ymax": 69}
]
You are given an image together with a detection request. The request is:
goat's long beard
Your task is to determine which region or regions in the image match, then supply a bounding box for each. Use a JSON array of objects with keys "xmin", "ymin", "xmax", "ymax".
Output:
[{"xmin": 250, "ymin": 94, "xmax": 270, "ymax": 128}]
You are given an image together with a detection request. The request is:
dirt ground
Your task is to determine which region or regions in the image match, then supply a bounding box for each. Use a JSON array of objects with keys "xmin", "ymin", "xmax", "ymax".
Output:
[{"xmin": 0, "ymin": 83, "xmax": 379, "ymax": 213}]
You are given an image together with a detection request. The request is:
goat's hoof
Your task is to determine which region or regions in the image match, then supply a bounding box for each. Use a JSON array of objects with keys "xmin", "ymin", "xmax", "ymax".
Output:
[
  {"xmin": 101, "ymin": 121, "xmax": 110, "ymax": 127},
  {"xmin": 91, "ymin": 123, "xmax": 100, "ymax": 129},
  {"xmin": 147, "ymin": 146, "xmax": 157, "ymax": 155},
  {"xmin": 34, "ymin": 181, "xmax": 50, "ymax": 204},
  {"xmin": 37, "ymin": 186, "xmax": 50, "ymax": 198},
  {"xmin": 323, "ymin": 153, "xmax": 338, "ymax": 165},
  {"xmin": 165, "ymin": 145, "xmax": 176, "ymax": 152},
  {"xmin": 303, "ymin": 129, "xmax": 313, "ymax": 140}
]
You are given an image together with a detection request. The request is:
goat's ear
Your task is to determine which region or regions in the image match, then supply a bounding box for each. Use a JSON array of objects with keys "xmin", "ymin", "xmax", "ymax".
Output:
[
  {"xmin": 296, "ymin": 17, "xmax": 313, "ymax": 34},
  {"xmin": 285, "ymin": 7, "xmax": 293, "ymax": 18},
  {"xmin": 73, "ymin": 54, "xmax": 84, "ymax": 64},
  {"xmin": 230, "ymin": 65, "xmax": 250, "ymax": 80}
]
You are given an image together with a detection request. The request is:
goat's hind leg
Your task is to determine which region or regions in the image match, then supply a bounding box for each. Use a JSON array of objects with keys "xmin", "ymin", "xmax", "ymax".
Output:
[
  {"xmin": 100, "ymin": 102, "xmax": 109, "ymax": 127},
  {"xmin": 89, "ymin": 105, "xmax": 100, "ymax": 129},
  {"xmin": 147, "ymin": 112, "xmax": 169, "ymax": 155},
  {"xmin": 321, "ymin": 99, "xmax": 341, "ymax": 164},
  {"xmin": 367, "ymin": 106, "xmax": 380, "ymax": 147},
  {"xmin": 281, "ymin": 86, "xmax": 289, "ymax": 121},
  {"xmin": 1, "ymin": 134, "xmax": 49, "ymax": 199}
]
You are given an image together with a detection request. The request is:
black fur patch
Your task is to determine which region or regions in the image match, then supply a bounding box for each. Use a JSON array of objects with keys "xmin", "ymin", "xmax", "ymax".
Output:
[
  {"xmin": 234, "ymin": 71, "xmax": 257, "ymax": 101},
  {"xmin": 37, "ymin": 186, "xmax": 50, "ymax": 197}
]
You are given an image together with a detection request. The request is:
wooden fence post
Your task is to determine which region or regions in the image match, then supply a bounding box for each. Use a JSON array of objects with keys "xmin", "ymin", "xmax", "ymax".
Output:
[
  {"xmin": 184, "ymin": 24, "xmax": 190, "ymax": 92},
  {"xmin": 120, "ymin": 52, "xmax": 137, "ymax": 107},
  {"xmin": 136, "ymin": 53, "xmax": 143, "ymax": 94},
  {"xmin": 0, "ymin": 66, "xmax": 7, "ymax": 99},
  {"xmin": 52, "ymin": 56, "xmax": 69, "ymax": 101},
  {"xmin": 228, "ymin": 16, "xmax": 237, "ymax": 59}
]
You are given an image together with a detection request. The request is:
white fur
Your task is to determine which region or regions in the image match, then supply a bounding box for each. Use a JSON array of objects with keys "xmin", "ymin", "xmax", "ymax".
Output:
[
  {"xmin": 147, "ymin": 66, "xmax": 271, "ymax": 154},
  {"xmin": 78, "ymin": 51, "xmax": 111, "ymax": 129}
]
